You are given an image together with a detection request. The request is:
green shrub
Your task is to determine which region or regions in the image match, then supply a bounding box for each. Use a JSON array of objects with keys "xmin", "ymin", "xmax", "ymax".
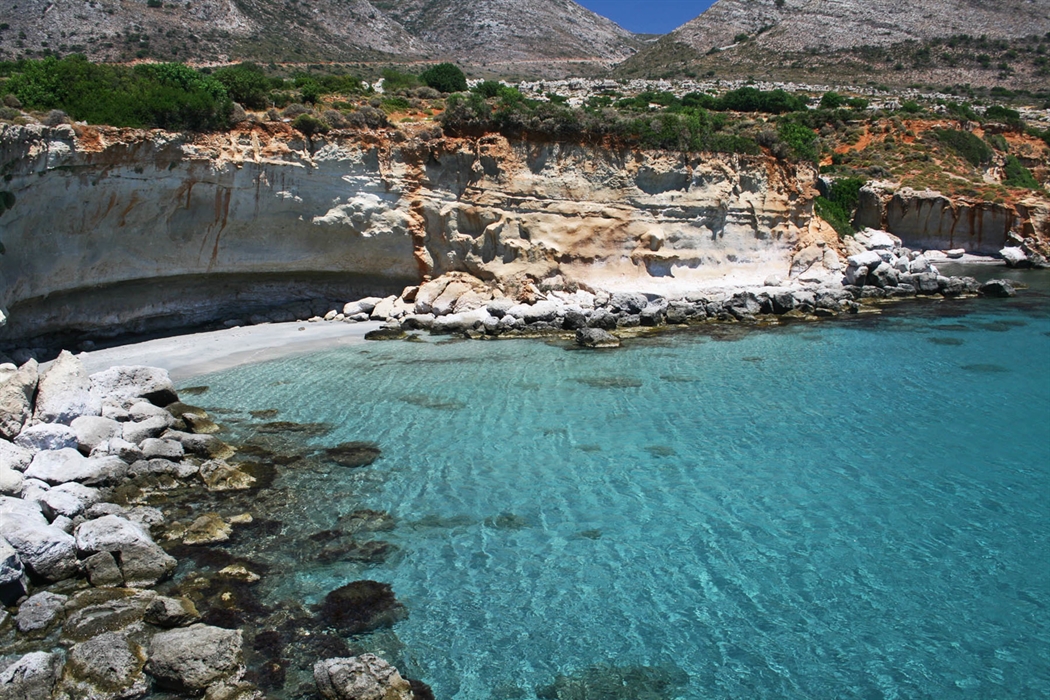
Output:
[
  {"xmin": 380, "ymin": 68, "xmax": 418, "ymax": 92},
  {"xmin": 419, "ymin": 63, "xmax": 467, "ymax": 93},
  {"xmin": 6, "ymin": 56, "xmax": 232, "ymax": 130},
  {"xmin": 899, "ymin": 100, "xmax": 922, "ymax": 114},
  {"xmin": 1002, "ymin": 155, "xmax": 1040, "ymax": 188},
  {"xmin": 212, "ymin": 63, "xmax": 270, "ymax": 109},
  {"xmin": 291, "ymin": 113, "xmax": 329, "ymax": 137},
  {"xmin": 380, "ymin": 96, "xmax": 410, "ymax": 113},
  {"xmin": 933, "ymin": 128, "xmax": 993, "ymax": 167},
  {"xmin": 777, "ymin": 120, "xmax": 819, "ymax": 162},
  {"xmin": 718, "ymin": 87, "xmax": 807, "ymax": 114},
  {"xmin": 820, "ymin": 91, "xmax": 844, "ymax": 109},
  {"xmin": 985, "ymin": 132, "xmax": 1009, "ymax": 151},
  {"xmin": 847, "ymin": 97, "xmax": 869, "ymax": 110},
  {"xmin": 815, "ymin": 177, "xmax": 865, "ymax": 237}
]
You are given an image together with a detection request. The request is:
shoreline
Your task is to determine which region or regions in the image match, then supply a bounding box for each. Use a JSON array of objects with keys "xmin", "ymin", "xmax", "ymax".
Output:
[{"xmin": 78, "ymin": 320, "xmax": 384, "ymax": 381}]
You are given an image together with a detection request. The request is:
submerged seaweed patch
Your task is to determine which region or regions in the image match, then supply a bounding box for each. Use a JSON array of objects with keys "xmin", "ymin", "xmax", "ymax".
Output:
[
  {"xmin": 321, "ymin": 442, "xmax": 382, "ymax": 468},
  {"xmin": 645, "ymin": 445, "xmax": 677, "ymax": 457},
  {"xmin": 179, "ymin": 385, "xmax": 210, "ymax": 395},
  {"xmin": 928, "ymin": 337, "xmax": 965, "ymax": 346},
  {"xmin": 536, "ymin": 662, "xmax": 689, "ymax": 700},
  {"xmin": 256, "ymin": 421, "xmax": 333, "ymax": 436},
  {"xmin": 960, "ymin": 363, "xmax": 1010, "ymax": 373},
  {"xmin": 574, "ymin": 376, "xmax": 643, "ymax": 388},
  {"xmin": 400, "ymin": 394, "xmax": 467, "ymax": 410}
]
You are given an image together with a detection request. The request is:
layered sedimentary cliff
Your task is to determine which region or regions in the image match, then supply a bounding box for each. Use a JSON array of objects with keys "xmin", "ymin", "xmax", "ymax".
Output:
[
  {"xmin": 1, "ymin": 122, "xmax": 1046, "ymax": 347},
  {"xmin": 0, "ymin": 123, "xmax": 820, "ymax": 345}
]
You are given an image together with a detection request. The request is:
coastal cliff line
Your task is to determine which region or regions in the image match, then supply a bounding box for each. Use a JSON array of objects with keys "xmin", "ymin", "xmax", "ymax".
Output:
[{"xmin": 0, "ymin": 122, "xmax": 1045, "ymax": 346}]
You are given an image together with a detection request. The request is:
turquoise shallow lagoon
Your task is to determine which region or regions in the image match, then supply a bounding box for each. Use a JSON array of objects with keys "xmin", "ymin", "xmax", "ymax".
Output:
[{"xmin": 189, "ymin": 274, "xmax": 1050, "ymax": 700}]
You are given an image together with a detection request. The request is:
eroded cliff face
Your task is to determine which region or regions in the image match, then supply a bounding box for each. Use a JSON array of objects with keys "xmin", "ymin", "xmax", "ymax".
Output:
[
  {"xmin": 855, "ymin": 183, "xmax": 1050, "ymax": 255},
  {"xmin": 0, "ymin": 123, "xmax": 819, "ymax": 343}
]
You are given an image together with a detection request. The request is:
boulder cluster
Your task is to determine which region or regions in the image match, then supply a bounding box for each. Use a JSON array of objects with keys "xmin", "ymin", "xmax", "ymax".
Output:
[{"xmin": 0, "ymin": 352, "xmax": 420, "ymax": 700}]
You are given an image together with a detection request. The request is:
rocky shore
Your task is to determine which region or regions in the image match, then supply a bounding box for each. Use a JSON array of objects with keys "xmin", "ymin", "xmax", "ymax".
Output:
[
  {"xmin": 0, "ymin": 354, "xmax": 427, "ymax": 699},
  {"xmin": 237, "ymin": 228, "xmax": 1020, "ymax": 351}
]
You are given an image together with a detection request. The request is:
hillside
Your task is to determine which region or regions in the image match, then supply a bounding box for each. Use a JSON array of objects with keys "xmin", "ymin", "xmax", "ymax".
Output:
[
  {"xmin": 616, "ymin": 0, "xmax": 1050, "ymax": 89},
  {"xmin": 0, "ymin": 0, "xmax": 639, "ymax": 69}
]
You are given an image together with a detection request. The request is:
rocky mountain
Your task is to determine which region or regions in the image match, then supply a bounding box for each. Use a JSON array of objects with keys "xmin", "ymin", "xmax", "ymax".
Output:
[
  {"xmin": 372, "ymin": 0, "xmax": 640, "ymax": 62},
  {"xmin": 617, "ymin": 0, "xmax": 1050, "ymax": 88},
  {"xmin": 0, "ymin": 0, "xmax": 638, "ymax": 68}
]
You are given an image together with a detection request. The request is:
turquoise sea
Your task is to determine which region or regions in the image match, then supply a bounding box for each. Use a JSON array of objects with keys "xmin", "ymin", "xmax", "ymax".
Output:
[{"xmin": 187, "ymin": 269, "xmax": 1050, "ymax": 700}]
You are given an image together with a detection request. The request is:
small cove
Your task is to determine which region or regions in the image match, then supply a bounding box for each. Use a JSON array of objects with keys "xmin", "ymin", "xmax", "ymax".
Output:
[{"xmin": 178, "ymin": 272, "xmax": 1050, "ymax": 700}]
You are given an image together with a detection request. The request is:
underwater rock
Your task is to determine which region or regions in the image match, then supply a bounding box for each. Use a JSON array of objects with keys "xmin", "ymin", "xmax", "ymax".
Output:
[
  {"xmin": 322, "ymin": 442, "xmax": 382, "ymax": 468},
  {"xmin": 575, "ymin": 328, "xmax": 620, "ymax": 348},
  {"xmin": 184, "ymin": 513, "xmax": 233, "ymax": 545},
  {"xmin": 365, "ymin": 327, "xmax": 407, "ymax": 341},
  {"xmin": 256, "ymin": 421, "xmax": 332, "ymax": 436},
  {"xmin": 145, "ymin": 595, "xmax": 201, "ymax": 628},
  {"xmin": 199, "ymin": 460, "xmax": 257, "ymax": 491},
  {"xmin": 148, "ymin": 623, "xmax": 245, "ymax": 692},
  {"xmin": 484, "ymin": 512, "xmax": 531, "ymax": 530},
  {"xmin": 314, "ymin": 654, "xmax": 413, "ymax": 700},
  {"xmin": 574, "ymin": 376, "xmax": 642, "ymax": 389},
  {"xmin": 218, "ymin": 565, "xmax": 261, "ymax": 584},
  {"xmin": 61, "ymin": 589, "xmax": 156, "ymax": 641},
  {"xmin": 317, "ymin": 580, "xmax": 407, "ymax": 635},
  {"xmin": 536, "ymin": 662, "xmax": 689, "ymax": 700},
  {"xmin": 340, "ymin": 510, "xmax": 396, "ymax": 534},
  {"xmin": 317, "ymin": 540, "xmax": 397, "ymax": 566}
]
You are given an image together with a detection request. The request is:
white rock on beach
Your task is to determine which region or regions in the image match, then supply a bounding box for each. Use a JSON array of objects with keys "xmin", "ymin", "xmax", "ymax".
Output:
[
  {"xmin": 70, "ymin": 415, "xmax": 123, "ymax": 453},
  {"xmin": 0, "ymin": 513, "xmax": 79, "ymax": 581},
  {"xmin": 0, "ymin": 466, "xmax": 24, "ymax": 496},
  {"xmin": 75, "ymin": 514, "xmax": 175, "ymax": 586},
  {"xmin": 14, "ymin": 423, "xmax": 79, "ymax": 452},
  {"xmin": 24, "ymin": 449, "xmax": 128, "ymax": 486},
  {"xmin": 0, "ymin": 440, "xmax": 33, "ymax": 471},
  {"xmin": 33, "ymin": 351, "xmax": 102, "ymax": 425},
  {"xmin": 0, "ymin": 359, "xmax": 38, "ymax": 440},
  {"xmin": 89, "ymin": 365, "xmax": 178, "ymax": 407}
]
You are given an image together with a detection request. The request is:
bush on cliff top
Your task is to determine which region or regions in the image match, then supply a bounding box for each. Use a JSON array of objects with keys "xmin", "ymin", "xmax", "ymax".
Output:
[
  {"xmin": 933, "ymin": 128, "xmax": 993, "ymax": 168},
  {"xmin": 419, "ymin": 63, "xmax": 467, "ymax": 94},
  {"xmin": 3, "ymin": 55, "xmax": 232, "ymax": 130}
]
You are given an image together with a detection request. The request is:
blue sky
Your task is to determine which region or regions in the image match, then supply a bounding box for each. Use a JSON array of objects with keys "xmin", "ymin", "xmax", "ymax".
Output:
[{"xmin": 576, "ymin": 0, "xmax": 718, "ymax": 34}]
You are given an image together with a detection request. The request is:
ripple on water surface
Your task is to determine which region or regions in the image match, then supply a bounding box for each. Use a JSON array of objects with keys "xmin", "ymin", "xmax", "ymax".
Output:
[{"xmin": 190, "ymin": 287, "xmax": 1050, "ymax": 700}]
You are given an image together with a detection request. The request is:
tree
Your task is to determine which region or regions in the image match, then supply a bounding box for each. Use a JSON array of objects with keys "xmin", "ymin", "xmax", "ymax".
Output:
[{"xmin": 419, "ymin": 63, "xmax": 467, "ymax": 93}]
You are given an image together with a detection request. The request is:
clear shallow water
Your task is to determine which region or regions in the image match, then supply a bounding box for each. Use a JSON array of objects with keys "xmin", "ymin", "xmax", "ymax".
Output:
[{"xmin": 189, "ymin": 281, "xmax": 1050, "ymax": 700}]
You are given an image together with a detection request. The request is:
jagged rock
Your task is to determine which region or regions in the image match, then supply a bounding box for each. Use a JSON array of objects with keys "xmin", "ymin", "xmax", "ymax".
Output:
[
  {"xmin": 199, "ymin": 460, "xmax": 256, "ymax": 491},
  {"xmin": 430, "ymin": 309, "xmax": 491, "ymax": 334},
  {"xmin": 14, "ymin": 423, "xmax": 79, "ymax": 452},
  {"xmin": 0, "ymin": 440, "xmax": 33, "ymax": 472},
  {"xmin": 34, "ymin": 351, "xmax": 102, "ymax": 425},
  {"xmin": 128, "ymin": 401, "xmax": 173, "ymax": 422},
  {"xmin": 16, "ymin": 590, "xmax": 67, "ymax": 633},
  {"xmin": 0, "ymin": 651, "xmax": 62, "ymax": 700},
  {"xmin": 364, "ymin": 326, "xmax": 407, "ymax": 341},
  {"xmin": 1000, "ymin": 246, "xmax": 1030, "ymax": 267},
  {"xmin": 979, "ymin": 279, "xmax": 1017, "ymax": 298},
  {"xmin": 61, "ymin": 589, "xmax": 156, "ymax": 641},
  {"xmin": 586, "ymin": 308, "xmax": 618, "ymax": 330},
  {"xmin": 575, "ymin": 328, "xmax": 620, "ymax": 348},
  {"xmin": 0, "ymin": 360, "xmax": 38, "ymax": 441},
  {"xmin": 58, "ymin": 630, "xmax": 149, "ymax": 700},
  {"xmin": 25, "ymin": 450, "xmax": 128, "ymax": 486},
  {"xmin": 74, "ymin": 515, "xmax": 175, "ymax": 586},
  {"xmin": 855, "ymin": 229, "xmax": 899, "ymax": 250},
  {"xmin": 91, "ymin": 437, "xmax": 145, "ymax": 463},
  {"xmin": 908, "ymin": 255, "xmax": 932, "ymax": 273},
  {"xmin": 314, "ymin": 655, "xmax": 414, "ymax": 700},
  {"xmin": 83, "ymin": 551, "xmax": 124, "ymax": 588},
  {"xmin": 725, "ymin": 291, "xmax": 762, "ymax": 320},
  {"xmin": 101, "ymin": 400, "xmax": 132, "ymax": 422},
  {"xmin": 162, "ymin": 430, "xmax": 234, "ymax": 460},
  {"xmin": 140, "ymin": 438, "xmax": 184, "ymax": 460},
  {"xmin": 89, "ymin": 366, "xmax": 178, "ymax": 407},
  {"xmin": 0, "ymin": 535, "xmax": 28, "ymax": 605},
  {"xmin": 0, "ymin": 466, "xmax": 23, "ymax": 496},
  {"xmin": 70, "ymin": 415, "xmax": 123, "ymax": 454},
  {"xmin": 148, "ymin": 624, "xmax": 245, "ymax": 691},
  {"xmin": 39, "ymin": 482, "xmax": 100, "ymax": 518},
  {"xmin": 344, "ymin": 297, "xmax": 383, "ymax": 316},
  {"xmin": 0, "ymin": 513, "xmax": 79, "ymax": 581},
  {"xmin": 122, "ymin": 416, "xmax": 171, "ymax": 444},
  {"xmin": 183, "ymin": 513, "xmax": 232, "ymax": 545},
  {"xmin": 869, "ymin": 262, "xmax": 899, "ymax": 288},
  {"xmin": 608, "ymin": 292, "xmax": 647, "ymax": 314},
  {"xmin": 144, "ymin": 595, "xmax": 200, "ymax": 628}
]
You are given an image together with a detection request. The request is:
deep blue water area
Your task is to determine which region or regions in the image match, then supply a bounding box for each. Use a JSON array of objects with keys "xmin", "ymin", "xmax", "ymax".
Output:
[{"xmin": 187, "ymin": 272, "xmax": 1050, "ymax": 700}]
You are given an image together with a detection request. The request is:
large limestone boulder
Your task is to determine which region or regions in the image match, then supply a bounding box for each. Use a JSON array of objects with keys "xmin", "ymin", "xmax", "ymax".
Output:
[
  {"xmin": 57, "ymin": 630, "xmax": 149, "ymax": 700},
  {"xmin": 24, "ymin": 449, "xmax": 127, "ymax": 486},
  {"xmin": 0, "ymin": 512, "xmax": 79, "ymax": 581},
  {"xmin": 0, "ymin": 466, "xmax": 23, "ymax": 496},
  {"xmin": 314, "ymin": 655, "xmax": 414, "ymax": 700},
  {"xmin": 0, "ymin": 359, "xmax": 38, "ymax": 440},
  {"xmin": 148, "ymin": 624, "xmax": 244, "ymax": 691},
  {"xmin": 38, "ymin": 482, "xmax": 100, "ymax": 518},
  {"xmin": 0, "ymin": 535, "xmax": 28, "ymax": 604},
  {"xmin": 74, "ymin": 515, "xmax": 176, "ymax": 586},
  {"xmin": 89, "ymin": 365, "xmax": 178, "ymax": 407},
  {"xmin": 0, "ymin": 651, "xmax": 62, "ymax": 700},
  {"xmin": 70, "ymin": 415, "xmax": 123, "ymax": 454},
  {"xmin": 34, "ymin": 351, "xmax": 102, "ymax": 425},
  {"xmin": 14, "ymin": 423, "xmax": 79, "ymax": 452},
  {"xmin": 0, "ymin": 440, "xmax": 33, "ymax": 471}
]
